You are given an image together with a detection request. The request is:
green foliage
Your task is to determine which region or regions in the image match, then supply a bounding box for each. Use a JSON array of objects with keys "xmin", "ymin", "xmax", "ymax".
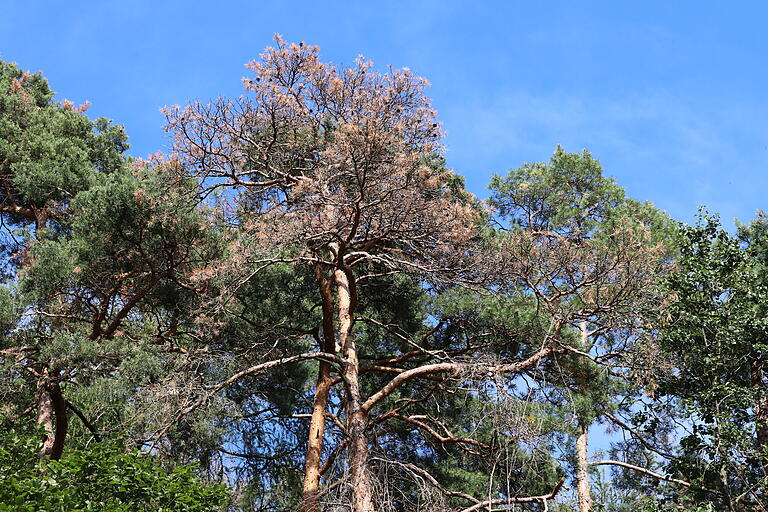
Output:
[
  {"xmin": 649, "ymin": 211, "xmax": 768, "ymax": 507},
  {"xmin": 5, "ymin": 48, "xmax": 768, "ymax": 512},
  {"xmin": 0, "ymin": 60, "xmax": 226, "ymax": 497},
  {"xmin": 489, "ymin": 145, "xmax": 625, "ymax": 231},
  {"xmin": 0, "ymin": 60, "xmax": 127, "ymax": 218},
  {"xmin": 0, "ymin": 427, "xmax": 228, "ymax": 512}
]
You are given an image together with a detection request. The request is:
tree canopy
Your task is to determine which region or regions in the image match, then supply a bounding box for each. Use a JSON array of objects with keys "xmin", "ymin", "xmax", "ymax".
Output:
[{"xmin": 0, "ymin": 38, "xmax": 765, "ymax": 512}]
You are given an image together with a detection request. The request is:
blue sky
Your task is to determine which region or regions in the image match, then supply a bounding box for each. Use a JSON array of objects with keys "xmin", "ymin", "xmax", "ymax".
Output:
[{"xmin": 1, "ymin": 1, "xmax": 766, "ymax": 227}]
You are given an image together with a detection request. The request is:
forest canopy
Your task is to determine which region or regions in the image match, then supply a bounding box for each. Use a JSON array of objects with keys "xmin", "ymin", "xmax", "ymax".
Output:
[{"xmin": 0, "ymin": 38, "xmax": 766, "ymax": 512}]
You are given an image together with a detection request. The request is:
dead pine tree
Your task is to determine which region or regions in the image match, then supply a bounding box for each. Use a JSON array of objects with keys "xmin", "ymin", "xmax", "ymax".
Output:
[{"xmin": 165, "ymin": 36, "xmax": 480, "ymax": 512}]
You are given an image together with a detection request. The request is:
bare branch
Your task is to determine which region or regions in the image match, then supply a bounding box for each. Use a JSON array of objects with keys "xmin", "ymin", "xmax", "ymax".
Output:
[
  {"xmin": 458, "ymin": 478, "xmax": 565, "ymax": 512},
  {"xmin": 589, "ymin": 460, "xmax": 721, "ymax": 495},
  {"xmin": 148, "ymin": 351, "xmax": 345, "ymax": 452},
  {"xmin": 361, "ymin": 341, "xmax": 556, "ymax": 413}
]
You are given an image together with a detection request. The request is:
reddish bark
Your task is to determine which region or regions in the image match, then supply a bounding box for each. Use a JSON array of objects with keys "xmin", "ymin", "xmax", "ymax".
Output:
[
  {"xmin": 302, "ymin": 265, "xmax": 338, "ymax": 512},
  {"xmin": 335, "ymin": 268, "xmax": 374, "ymax": 512},
  {"xmin": 36, "ymin": 375, "xmax": 67, "ymax": 461}
]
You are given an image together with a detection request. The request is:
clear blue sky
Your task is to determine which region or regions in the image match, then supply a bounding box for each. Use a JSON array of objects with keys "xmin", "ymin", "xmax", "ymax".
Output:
[{"xmin": 2, "ymin": 1, "xmax": 766, "ymax": 227}]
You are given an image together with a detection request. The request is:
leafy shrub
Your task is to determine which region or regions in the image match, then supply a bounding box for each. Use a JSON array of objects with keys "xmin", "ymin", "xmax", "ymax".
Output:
[{"xmin": 0, "ymin": 429, "xmax": 228, "ymax": 512}]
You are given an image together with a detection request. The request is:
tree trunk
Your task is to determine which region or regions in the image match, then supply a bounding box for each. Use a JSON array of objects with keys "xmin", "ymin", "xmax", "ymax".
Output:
[
  {"xmin": 752, "ymin": 359, "xmax": 768, "ymax": 477},
  {"xmin": 36, "ymin": 373, "xmax": 67, "ymax": 461},
  {"xmin": 335, "ymin": 268, "xmax": 375, "ymax": 512},
  {"xmin": 575, "ymin": 319, "xmax": 592, "ymax": 512},
  {"xmin": 302, "ymin": 266, "xmax": 337, "ymax": 512},
  {"xmin": 575, "ymin": 421, "xmax": 592, "ymax": 512}
]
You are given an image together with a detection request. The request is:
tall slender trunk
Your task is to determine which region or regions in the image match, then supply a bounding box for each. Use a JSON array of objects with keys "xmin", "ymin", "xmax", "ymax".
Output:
[
  {"xmin": 302, "ymin": 265, "xmax": 337, "ymax": 512},
  {"xmin": 36, "ymin": 372, "xmax": 67, "ymax": 461},
  {"xmin": 335, "ymin": 268, "xmax": 374, "ymax": 512},
  {"xmin": 575, "ymin": 421, "xmax": 592, "ymax": 512},
  {"xmin": 575, "ymin": 319, "xmax": 592, "ymax": 512}
]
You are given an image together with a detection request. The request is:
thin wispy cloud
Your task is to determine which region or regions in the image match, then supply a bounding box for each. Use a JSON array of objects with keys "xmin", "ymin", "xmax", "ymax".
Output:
[{"xmin": 441, "ymin": 88, "xmax": 768, "ymax": 226}]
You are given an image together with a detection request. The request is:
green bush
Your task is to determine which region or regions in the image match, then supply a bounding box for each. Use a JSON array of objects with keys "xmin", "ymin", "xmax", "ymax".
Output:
[{"xmin": 0, "ymin": 429, "xmax": 228, "ymax": 512}]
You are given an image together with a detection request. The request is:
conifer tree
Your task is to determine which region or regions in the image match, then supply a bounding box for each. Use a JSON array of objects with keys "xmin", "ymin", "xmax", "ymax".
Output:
[
  {"xmin": 488, "ymin": 147, "xmax": 673, "ymax": 511},
  {"xmin": 0, "ymin": 61, "xmax": 218, "ymax": 464}
]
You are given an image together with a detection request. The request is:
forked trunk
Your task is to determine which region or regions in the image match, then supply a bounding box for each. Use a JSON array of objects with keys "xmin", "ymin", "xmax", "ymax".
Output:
[
  {"xmin": 36, "ymin": 374, "xmax": 67, "ymax": 461},
  {"xmin": 302, "ymin": 266, "xmax": 338, "ymax": 512},
  {"xmin": 335, "ymin": 268, "xmax": 375, "ymax": 512}
]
